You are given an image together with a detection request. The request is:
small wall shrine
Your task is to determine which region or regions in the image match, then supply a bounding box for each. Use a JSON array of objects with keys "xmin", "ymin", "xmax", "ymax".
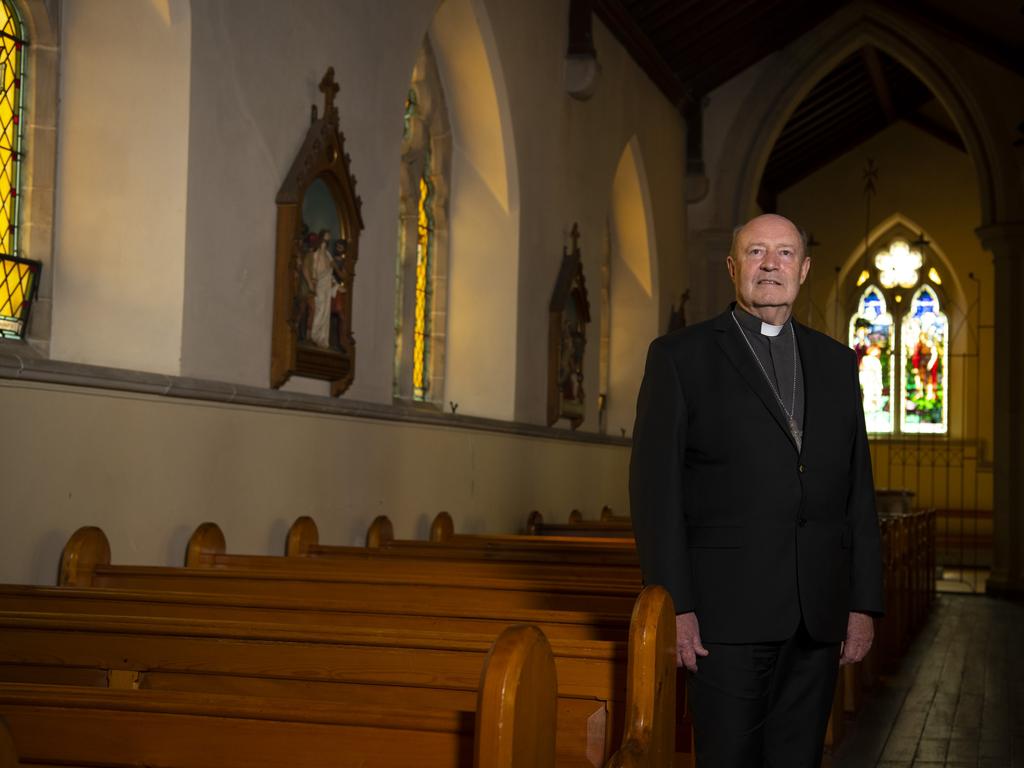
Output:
[
  {"xmin": 271, "ymin": 67, "xmax": 364, "ymax": 396},
  {"xmin": 547, "ymin": 223, "xmax": 591, "ymax": 428}
]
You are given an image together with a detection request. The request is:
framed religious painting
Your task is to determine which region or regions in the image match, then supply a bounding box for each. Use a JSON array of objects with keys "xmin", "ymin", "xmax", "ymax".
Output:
[
  {"xmin": 547, "ymin": 223, "xmax": 591, "ymax": 428},
  {"xmin": 271, "ymin": 68, "xmax": 364, "ymax": 397}
]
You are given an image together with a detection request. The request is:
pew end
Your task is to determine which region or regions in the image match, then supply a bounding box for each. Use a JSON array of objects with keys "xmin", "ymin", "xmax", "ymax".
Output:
[
  {"xmin": 431, "ymin": 511, "xmax": 455, "ymax": 543},
  {"xmin": 568, "ymin": 509, "xmax": 583, "ymax": 524},
  {"xmin": 185, "ymin": 522, "xmax": 227, "ymax": 567},
  {"xmin": 475, "ymin": 624, "xmax": 557, "ymax": 768},
  {"xmin": 608, "ymin": 585, "xmax": 677, "ymax": 768},
  {"xmin": 58, "ymin": 526, "xmax": 110, "ymax": 587},
  {"xmin": 526, "ymin": 511, "xmax": 544, "ymax": 535},
  {"xmin": 366, "ymin": 515, "xmax": 395, "ymax": 548},
  {"xmin": 286, "ymin": 516, "xmax": 320, "ymax": 556}
]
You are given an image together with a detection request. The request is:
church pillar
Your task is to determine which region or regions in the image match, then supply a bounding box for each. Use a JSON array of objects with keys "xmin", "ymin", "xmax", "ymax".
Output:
[
  {"xmin": 977, "ymin": 221, "xmax": 1024, "ymax": 596},
  {"xmin": 688, "ymin": 227, "xmax": 735, "ymax": 323}
]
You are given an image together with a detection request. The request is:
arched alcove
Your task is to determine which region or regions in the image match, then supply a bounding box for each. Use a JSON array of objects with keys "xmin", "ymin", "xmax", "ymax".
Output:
[
  {"xmin": 715, "ymin": 5, "xmax": 1021, "ymax": 229},
  {"xmin": 428, "ymin": 0, "xmax": 520, "ymax": 420},
  {"xmin": 606, "ymin": 136, "xmax": 659, "ymax": 437}
]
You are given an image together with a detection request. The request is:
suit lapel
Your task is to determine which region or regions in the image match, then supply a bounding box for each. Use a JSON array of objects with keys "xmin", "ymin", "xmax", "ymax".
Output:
[
  {"xmin": 794, "ymin": 321, "xmax": 824, "ymax": 459},
  {"xmin": 713, "ymin": 310, "xmax": 799, "ymax": 453}
]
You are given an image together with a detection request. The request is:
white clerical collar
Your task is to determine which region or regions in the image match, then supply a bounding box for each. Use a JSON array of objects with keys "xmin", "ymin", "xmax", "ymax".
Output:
[{"xmin": 760, "ymin": 321, "xmax": 785, "ymax": 337}]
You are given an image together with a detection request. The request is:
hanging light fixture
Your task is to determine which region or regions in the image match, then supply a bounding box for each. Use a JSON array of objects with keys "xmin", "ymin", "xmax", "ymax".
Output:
[{"xmin": 0, "ymin": 254, "xmax": 41, "ymax": 340}]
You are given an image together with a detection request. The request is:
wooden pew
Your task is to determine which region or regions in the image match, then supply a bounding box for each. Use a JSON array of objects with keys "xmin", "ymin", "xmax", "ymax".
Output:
[
  {"xmin": 352, "ymin": 514, "xmax": 639, "ymax": 567},
  {"xmin": 527, "ymin": 510, "xmax": 634, "ymax": 538},
  {"xmin": 0, "ymin": 612, "xmax": 583, "ymax": 763},
  {"xmin": 0, "ymin": 623, "xmax": 557, "ymax": 768},
  {"xmin": 187, "ymin": 522, "xmax": 643, "ymax": 590},
  {"xmin": 49, "ymin": 527, "xmax": 679, "ymax": 767}
]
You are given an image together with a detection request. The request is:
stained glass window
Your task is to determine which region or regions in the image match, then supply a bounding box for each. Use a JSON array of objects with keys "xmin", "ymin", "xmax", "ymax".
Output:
[
  {"xmin": 413, "ymin": 170, "xmax": 434, "ymax": 401},
  {"xmin": 848, "ymin": 237, "xmax": 949, "ymax": 435},
  {"xmin": 0, "ymin": 1, "xmax": 24, "ymax": 257},
  {"xmin": 849, "ymin": 285, "xmax": 894, "ymax": 433},
  {"xmin": 900, "ymin": 285, "xmax": 948, "ymax": 433},
  {"xmin": 0, "ymin": 1, "xmax": 32, "ymax": 341}
]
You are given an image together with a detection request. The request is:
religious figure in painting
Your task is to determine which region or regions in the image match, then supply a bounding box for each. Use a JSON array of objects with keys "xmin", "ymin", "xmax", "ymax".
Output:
[
  {"xmin": 329, "ymin": 237, "xmax": 350, "ymax": 348},
  {"xmin": 911, "ymin": 328, "xmax": 939, "ymax": 401},
  {"xmin": 859, "ymin": 345, "xmax": 884, "ymax": 417},
  {"xmin": 559, "ymin": 278, "xmax": 588, "ymax": 407}
]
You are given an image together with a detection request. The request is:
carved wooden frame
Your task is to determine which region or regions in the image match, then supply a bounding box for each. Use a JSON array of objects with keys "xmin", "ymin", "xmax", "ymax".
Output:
[
  {"xmin": 547, "ymin": 224, "xmax": 591, "ymax": 428},
  {"xmin": 271, "ymin": 68, "xmax": 364, "ymax": 396}
]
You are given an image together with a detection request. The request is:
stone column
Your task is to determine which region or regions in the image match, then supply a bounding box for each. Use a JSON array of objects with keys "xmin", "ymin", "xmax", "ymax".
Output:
[
  {"xmin": 977, "ymin": 221, "xmax": 1024, "ymax": 596},
  {"xmin": 687, "ymin": 228, "xmax": 735, "ymax": 324}
]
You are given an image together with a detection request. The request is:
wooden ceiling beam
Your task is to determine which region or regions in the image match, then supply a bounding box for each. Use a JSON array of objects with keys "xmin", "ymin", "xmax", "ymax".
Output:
[
  {"xmin": 887, "ymin": 0, "xmax": 1024, "ymax": 78},
  {"xmin": 861, "ymin": 46, "xmax": 897, "ymax": 122}
]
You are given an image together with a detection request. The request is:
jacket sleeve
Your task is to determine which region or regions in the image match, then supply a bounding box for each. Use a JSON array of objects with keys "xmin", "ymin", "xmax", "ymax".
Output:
[
  {"xmin": 846, "ymin": 349, "xmax": 885, "ymax": 616},
  {"xmin": 629, "ymin": 336, "xmax": 693, "ymax": 614}
]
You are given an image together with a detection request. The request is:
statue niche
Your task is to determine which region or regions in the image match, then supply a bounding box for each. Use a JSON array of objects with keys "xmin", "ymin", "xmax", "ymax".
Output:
[
  {"xmin": 548, "ymin": 223, "xmax": 591, "ymax": 428},
  {"xmin": 271, "ymin": 67, "xmax": 364, "ymax": 396}
]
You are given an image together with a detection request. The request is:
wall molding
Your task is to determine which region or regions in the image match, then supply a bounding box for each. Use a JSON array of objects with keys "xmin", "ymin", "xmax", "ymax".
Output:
[{"xmin": 0, "ymin": 349, "xmax": 631, "ymax": 448}]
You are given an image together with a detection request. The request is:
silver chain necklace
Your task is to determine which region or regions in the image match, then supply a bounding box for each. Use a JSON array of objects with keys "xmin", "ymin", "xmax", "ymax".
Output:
[{"xmin": 731, "ymin": 311, "xmax": 802, "ymax": 446}]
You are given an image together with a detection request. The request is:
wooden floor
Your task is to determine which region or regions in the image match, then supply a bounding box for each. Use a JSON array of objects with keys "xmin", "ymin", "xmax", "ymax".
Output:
[{"xmin": 827, "ymin": 594, "xmax": 1024, "ymax": 768}]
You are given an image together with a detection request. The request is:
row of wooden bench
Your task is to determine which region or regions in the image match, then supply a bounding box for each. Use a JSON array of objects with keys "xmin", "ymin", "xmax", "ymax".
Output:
[
  {"xmin": 299, "ymin": 505, "xmax": 936, "ymax": 753},
  {"xmin": 0, "ymin": 520, "xmax": 679, "ymax": 768}
]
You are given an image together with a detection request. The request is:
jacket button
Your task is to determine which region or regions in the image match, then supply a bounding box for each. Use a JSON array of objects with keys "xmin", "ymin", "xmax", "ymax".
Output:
[
  {"xmin": 798, "ymin": 517, "xmax": 808, "ymax": 527},
  {"xmin": 798, "ymin": 464, "xmax": 806, "ymax": 473}
]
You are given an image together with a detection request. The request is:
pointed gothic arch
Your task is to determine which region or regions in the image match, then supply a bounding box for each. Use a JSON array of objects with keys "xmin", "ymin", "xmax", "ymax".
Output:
[
  {"xmin": 424, "ymin": 0, "xmax": 520, "ymax": 419},
  {"xmin": 606, "ymin": 136, "xmax": 659, "ymax": 437},
  {"xmin": 715, "ymin": 4, "xmax": 1022, "ymax": 229}
]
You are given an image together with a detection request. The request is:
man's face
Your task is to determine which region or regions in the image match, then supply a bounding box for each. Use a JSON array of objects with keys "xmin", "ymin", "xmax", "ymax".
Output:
[{"xmin": 727, "ymin": 214, "xmax": 810, "ymax": 316}]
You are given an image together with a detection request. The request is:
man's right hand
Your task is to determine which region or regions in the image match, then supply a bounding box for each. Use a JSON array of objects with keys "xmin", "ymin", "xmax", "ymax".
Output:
[{"xmin": 676, "ymin": 611, "xmax": 709, "ymax": 672}]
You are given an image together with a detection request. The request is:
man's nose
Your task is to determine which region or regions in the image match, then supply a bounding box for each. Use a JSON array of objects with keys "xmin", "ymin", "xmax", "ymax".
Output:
[{"xmin": 760, "ymin": 251, "xmax": 780, "ymax": 269}]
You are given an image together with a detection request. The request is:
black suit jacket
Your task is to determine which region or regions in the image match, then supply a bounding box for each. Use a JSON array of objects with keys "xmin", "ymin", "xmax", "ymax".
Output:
[{"xmin": 629, "ymin": 307, "xmax": 883, "ymax": 643}]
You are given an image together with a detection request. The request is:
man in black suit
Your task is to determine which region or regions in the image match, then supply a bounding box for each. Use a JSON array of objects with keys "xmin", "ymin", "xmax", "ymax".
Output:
[{"xmin": 630, "ymin": 214, "xmax": 883, "ymax": 767}]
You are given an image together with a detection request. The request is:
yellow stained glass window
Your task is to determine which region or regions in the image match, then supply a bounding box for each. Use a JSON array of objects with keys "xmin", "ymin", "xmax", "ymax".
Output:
[
  {"xmin": 1, "ymin": 0, "xmax": 25, "ymax": 258},
  {"xmin": 0, "ymin": 1, "xmax": 34, "ymax": 341},
  {"xmin": 413, "ymin": 172, "xmax": 434, "ymax": 400}
]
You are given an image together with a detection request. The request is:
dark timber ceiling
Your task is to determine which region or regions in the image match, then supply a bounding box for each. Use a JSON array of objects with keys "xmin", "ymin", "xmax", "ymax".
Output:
[{"xmin": 593, "ymin": 0, "xmax": 1024, "ymax": 205}]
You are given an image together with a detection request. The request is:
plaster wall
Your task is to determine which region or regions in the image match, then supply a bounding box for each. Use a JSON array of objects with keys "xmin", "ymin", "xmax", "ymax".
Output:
[
  {"xmin": 175, "ymin": 0, "xmax": 685, "ymax": 433},
  {"xmin": 431, "ymin": 0, "xmax": 519, "ymax": 420},
  {"xmin": 0, "ymin": 378, "xmax": 629, "ymax": 586},
  {"xmin": 179, "ymin": 0, "xmax": 437, "ymax": 402},
  {"xmin": 478, "ymin": 0, "xmax": 686, "ymax": 428},
  {"xmin": 50, "ymin": 0, "xmax": 191, "ymax": 374}
]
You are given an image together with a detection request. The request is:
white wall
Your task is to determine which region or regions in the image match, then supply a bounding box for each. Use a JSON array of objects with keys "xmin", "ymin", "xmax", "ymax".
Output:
[
  {"xmin": 607, "ymin": 137, "xmax": 659, "ymax": 437},
  {"xmin": 50, "ymin": 0, "xmax": 191, "ymax": 374},
  {"xmin": 179, "ymin": 0, "xmax": 437, "ymax": 401},
  {"xmin": 431, "ymin": 0, "xmax": 519, "ymax": 420},
  {"xmin": 0, "ymin": 378, "xmax": 629, "ymax": 585}
]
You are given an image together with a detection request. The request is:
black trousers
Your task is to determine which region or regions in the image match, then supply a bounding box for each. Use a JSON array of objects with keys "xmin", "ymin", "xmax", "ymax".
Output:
[{"xmin": 687, "ymin": 622, "xmax": 840, "ymax": 768}]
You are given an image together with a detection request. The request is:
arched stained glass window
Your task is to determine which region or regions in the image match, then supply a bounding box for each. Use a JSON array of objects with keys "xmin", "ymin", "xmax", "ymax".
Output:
[
  {"xmin": 0, "ymin": 0, "xmax": 34, "ymax": 341},
  {"xmin": 901, "ymin": 285, "xmax": 948, "ymax": 433},
  {"xmin": 413, "ymin": 172, "xmax": 434, "ymax": 400},
  {"xmin": 849, "ymin": 285, "xmax": 894, "ymax": 433},
  {"xmin": 847, "ymin": 235, "xmax": 950, "ymax": 435},
  {"xmin": 395, "ymin": 41, "xmax": 450, "ymax": 405}
]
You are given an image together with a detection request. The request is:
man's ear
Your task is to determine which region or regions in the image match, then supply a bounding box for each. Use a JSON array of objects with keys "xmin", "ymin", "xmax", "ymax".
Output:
[
  {"xmin": 799, "ymin": 256, "xmax": 811, "ymax": 284},
  {"xmin": 726, "ymin": 256, "xmax": 737, "ymax": 282}
]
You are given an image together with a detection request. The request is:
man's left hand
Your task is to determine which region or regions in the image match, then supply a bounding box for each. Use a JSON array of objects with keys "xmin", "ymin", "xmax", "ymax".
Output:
[{"xmin": 839, "ymin": 611, "xmax": 874, "ymax": 665}]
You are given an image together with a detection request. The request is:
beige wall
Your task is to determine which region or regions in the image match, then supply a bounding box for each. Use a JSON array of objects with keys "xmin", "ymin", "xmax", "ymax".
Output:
[
  {"xmin": 0, "ymin": 377, "xmax": 629, "ymax": 586},
  {"xmin": 50, "ymin": 0, "xmax": 191, "ymax": 374}
]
